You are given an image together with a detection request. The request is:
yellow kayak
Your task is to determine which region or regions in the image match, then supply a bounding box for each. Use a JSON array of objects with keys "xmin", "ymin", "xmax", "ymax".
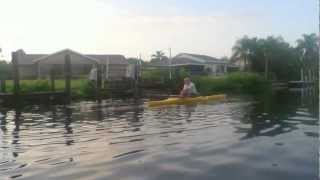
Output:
[{"xmin": 148, "ymin": 94, "xmax": 226, "ymax": 107}]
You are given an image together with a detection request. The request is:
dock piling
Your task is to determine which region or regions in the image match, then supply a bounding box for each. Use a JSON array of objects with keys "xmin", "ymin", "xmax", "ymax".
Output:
[
  {"xmin": 50, "ymin": 67, "xmax": 56, "ymax": 92},
  {"xmin": 64, "ymin": 54, "xmax": 71, "ymax": 102},
  {"xmin": 0, "ymin": 79, "xmax": 6, "ymax": 93},
  {"xmin": 96, "ymin": 64, "xmax": 102, "ymax": 101},
  {"xmin": 12, "ymin": 52, "xmax": 20, "ymax": 96}
]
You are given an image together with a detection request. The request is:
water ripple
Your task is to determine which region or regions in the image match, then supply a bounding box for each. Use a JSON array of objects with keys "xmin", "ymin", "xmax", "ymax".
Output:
[{"xmin": 0, "ymin": 91, "xmax": 318, "ymax": 179}]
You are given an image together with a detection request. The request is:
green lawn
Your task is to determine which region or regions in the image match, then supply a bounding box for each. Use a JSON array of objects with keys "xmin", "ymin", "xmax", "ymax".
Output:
[{"xmin": 3, "ymin": 79, "xmax": 95, "ymax": 98}]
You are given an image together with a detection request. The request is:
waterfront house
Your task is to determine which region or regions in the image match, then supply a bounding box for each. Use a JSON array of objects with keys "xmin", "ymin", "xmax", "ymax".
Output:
[
  {"xmin": 148, "ymin": 53, "xmax": 238, "ymax": 75},
  {"xmin": 14, "ymin": 49, "xmax": 129, "ymax": 80}
]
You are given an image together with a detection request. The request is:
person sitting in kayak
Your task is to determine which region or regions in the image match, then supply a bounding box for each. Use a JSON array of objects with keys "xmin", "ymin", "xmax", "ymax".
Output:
[{"xmin": 179, "ymin": 77, "xmax": 199, "ymax": 97}]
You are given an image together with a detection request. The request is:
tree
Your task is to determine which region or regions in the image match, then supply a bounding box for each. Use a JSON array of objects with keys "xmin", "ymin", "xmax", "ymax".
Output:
[
  {"xmin": 296, "ymin": 33, "xmax": 319, "ymax": 81},
  {"xmin": 231, "ymin": 35, "xmax": 301, "ymax": 81},
  {"xmin": 151, "ymin": 51, "xmax": 168, "ymax": 62},
  {"xmin": 258, "ymin": 36, "xmax": 300, "ymax": 81},
  {"xmin": 231, "ymin": 36, "xmax": 258, "ymax": 71}
]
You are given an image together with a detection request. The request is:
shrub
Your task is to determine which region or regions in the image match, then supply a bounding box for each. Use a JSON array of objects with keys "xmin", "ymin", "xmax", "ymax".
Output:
[
  {"xmin": 19, "ymin": 80, "xmax": 51, "ymax": 93},
  {"xmin": 141, "ymin": 68, "xmax": 190, "ymax": 92},
  {"xmin": 142, "ymin": 70, "xmax": 269, "ymax": 95},
  {"xmin": 193, "ymin": 72, "xmax": 269, "ymax": 95},
  {"xmin": 78, "ymin": 80, "xmax": 96, "ymax": 98}
]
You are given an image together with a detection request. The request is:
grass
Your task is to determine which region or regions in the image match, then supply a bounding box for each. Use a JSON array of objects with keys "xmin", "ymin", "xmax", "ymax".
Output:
[
  {"xmin": 1, "ymin": 72, "xmax": 270, "ymax": 99},
  {"xmin": 4, "ymin": 79, "xmax": 96, "ymax": 98}
]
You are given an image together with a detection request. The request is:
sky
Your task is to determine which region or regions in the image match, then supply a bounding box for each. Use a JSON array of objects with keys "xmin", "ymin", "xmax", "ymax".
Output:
[{"xmin": 0, "ymin": 0, "xmax": 318, "ymax": 61}]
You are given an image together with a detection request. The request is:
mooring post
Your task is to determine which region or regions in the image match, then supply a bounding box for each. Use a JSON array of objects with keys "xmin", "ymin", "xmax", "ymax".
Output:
[
  {"xmin": 50, "ymin": 67, "xmax": 55, "ymax": 92},
  {"xmin": 263, "ymin": 49, "xmax": 269, "ymax": 80},
  {"xmin": 134, "ymin": 62, "xmax": 139, "ymax": 98},
  {"xmin": 96, "ymin": 64, "xmax": 102, "ymax": 101},
  {"xmin": 12, "ymin": 52, "xmax": 20, "ymax": 96},
  {"xmin": 0, "ymin": 79, "xmax": 6, "ymax": 93},
  {"xmin": 64, "ymin": 54, "xmax": 71, "ymax": 101},
  {"xmin": 35, "ymin": 62, "xmax": 41, "ymax": 79},
  {"xmin": 308, "ymin": 69, "xmax": 312, "ymax": 83}
]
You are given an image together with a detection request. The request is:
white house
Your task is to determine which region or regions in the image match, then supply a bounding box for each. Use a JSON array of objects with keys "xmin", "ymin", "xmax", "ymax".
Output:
[{"xmin": 149, "ymin": 53, "xmax": 237, "ymax": 75}]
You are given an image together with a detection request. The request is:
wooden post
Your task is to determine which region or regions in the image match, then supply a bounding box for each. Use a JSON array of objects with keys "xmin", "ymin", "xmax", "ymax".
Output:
[
  {"xmin": 0, "ymin": 79, "xmax": 6, "ymax": 93},
  {"xmin": 168, "ymin": 49, "xmax": 172, "ymax": 80},
  {"xmin": 50, "ymin": 66, "xmax": 55, "ymax": 92},
  {"xmin": 301, "ymin": 68, "xmax": 304, "ymax": 81},
  {"xmin": 264, "ymin": 50, "xmax": 269, "ymax": 80},
  {"xmin": 35, "ymin": 62, "xmax": 40, "ymax": 79},
  {"xmin": 134, "ymin": 62, "xmax": 139, "ymax": 98},
  {"xmin": 12, "ymin": 52, "xmax": 20, "ymax": 95},
  {"xmin": 96, "ymin": 64, "xmax": 102, "ymax": 101},
  {"xmin": 244, "ymin": 54, "xmax": 247, "ymax": 71},
  {"xmin": 64, "ymin": 54, "xmax": 71, "ymax": 101},
  {"xmin": 308, "ymin": 69, "xmax": 312, "ymax": 82}
]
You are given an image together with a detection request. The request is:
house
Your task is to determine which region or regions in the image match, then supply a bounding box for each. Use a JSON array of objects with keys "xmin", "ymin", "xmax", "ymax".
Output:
[
  {"xmin": 148, "ymin": 53, "xmax": 238, "ymax": 75},
  {"xmin": 126, "ymin": 58, "xmax": 144, "ymax": 80},
  {"xmin": 230, "ymin": 57, "xmax": 249, "ymax": 71},
  {"xmin": 14, "ymin": 49, "xmax": 129, "ymax": 80}
]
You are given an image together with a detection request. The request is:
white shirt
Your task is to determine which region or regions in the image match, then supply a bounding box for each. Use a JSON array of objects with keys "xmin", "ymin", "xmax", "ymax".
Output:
[{"xmin": 183, "ymin": 82, "xmax": 198, "ymax": 95}]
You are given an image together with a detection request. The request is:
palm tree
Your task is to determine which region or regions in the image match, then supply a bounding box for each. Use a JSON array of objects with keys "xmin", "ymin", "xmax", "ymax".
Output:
[
  {"xmin": 296, "ymin": 33, "xmax": 319, "ymax": 81},
  {"xmin": 296, "ymin": 34, "xmax": 318, "ymax": 64},
  {"xmin": 258, "ymin": 36, "xmax": 288, "ymax": 80},
  {"xmin": 151, "ymin": 51, "xmax": 168, "ymax": 62},
  {"xmin": 231, "ymin": 36, "xmax": 257, "ymax": 71}
]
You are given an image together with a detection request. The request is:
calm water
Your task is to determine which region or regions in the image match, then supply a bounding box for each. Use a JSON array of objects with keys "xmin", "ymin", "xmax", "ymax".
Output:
[{"xmin": 0, "ymin": 89, "xmax": 318, "ymax": 180}]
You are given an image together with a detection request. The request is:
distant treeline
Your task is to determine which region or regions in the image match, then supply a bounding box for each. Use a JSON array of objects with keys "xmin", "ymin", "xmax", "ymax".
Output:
[
  {"xmin": 231, "ymin": 33, "xmax": 318, "ymax": 81},
  {"xmin": 144, "ymin": 33, "xmax": 319, "ymax": 82}
]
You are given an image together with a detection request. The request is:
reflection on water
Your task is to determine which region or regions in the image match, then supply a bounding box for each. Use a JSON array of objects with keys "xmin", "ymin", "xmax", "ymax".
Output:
[{"xmin": 0, "ymin": 90, "xmax": 318, "ymax": 180}]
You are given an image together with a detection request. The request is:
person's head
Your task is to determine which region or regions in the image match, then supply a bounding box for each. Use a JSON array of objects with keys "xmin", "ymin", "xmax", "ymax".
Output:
[{"xmin": 184, "ymin": 77, "xmax": 191, "ymax": 85}]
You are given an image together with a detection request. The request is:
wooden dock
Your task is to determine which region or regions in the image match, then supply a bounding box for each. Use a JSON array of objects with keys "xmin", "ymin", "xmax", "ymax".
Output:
[
  {"xmin": 271, "ymin": 82, "xmax": 288, "ymax": 90},
  {"xmin": 288, "ymin": 81, "xmax": 315, "ymax": 88},
  {"xmin": 0, "ymin": 91, "xmax": 67, "ymax": 103},
  {"xmin": 0, "ymin": 51, "xmax": 141, "ymax": 104}
]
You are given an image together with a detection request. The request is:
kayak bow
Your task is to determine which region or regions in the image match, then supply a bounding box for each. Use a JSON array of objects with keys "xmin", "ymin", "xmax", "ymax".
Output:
[{"xmin": 147, "ymin": 94, "xmax": 226, "ymax": 107}]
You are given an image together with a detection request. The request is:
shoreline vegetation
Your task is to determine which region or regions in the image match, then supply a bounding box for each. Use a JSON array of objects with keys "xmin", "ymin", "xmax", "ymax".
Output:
[
  {"xmin": 3, "ymin": 79, "xmax": 96, "ymax": 99},
  {"xmin": 2, "ymin": 71, "xmax": 270, "ymax": 99},
  {"xmin": 141, "ymin": 70, "xmax": 270, "ymax": 96},
  {"xmin": 0, "ymin": 33, "xmax": 317, "ymax": 102}
]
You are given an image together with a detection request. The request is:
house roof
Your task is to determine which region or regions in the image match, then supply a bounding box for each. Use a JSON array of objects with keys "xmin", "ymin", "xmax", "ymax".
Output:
[
  {"xmin": 33, "ymin": 49, "xmax": 100, "ymax": 64},
  {"xmin": 148, "ymin": 53, "xmax": 229, "ymax": 67},
  {"xmin": 147, "ymin": 59, "xmax": 170, "ymax": 67},
  {"xmin": 87, "ymin": 54, "xmax": 128, "ymax": 65},
  {"xmin": 173, "ymin": 53, "xmax": 228, "ymax": 65},
  {"xmin": 20, "ymin": 54, "xmax": 46, "ymax": 65},
  {"xmin": 15, "ymin": 49, "xmax": 128, "ymax": 65}
]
